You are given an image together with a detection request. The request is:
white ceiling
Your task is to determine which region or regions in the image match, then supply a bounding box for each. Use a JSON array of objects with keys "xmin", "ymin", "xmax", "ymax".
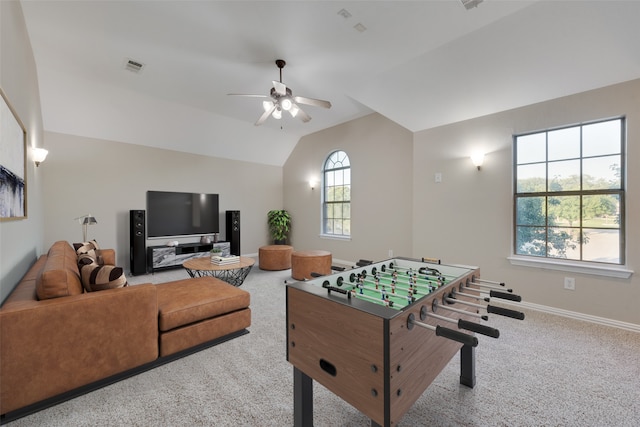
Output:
[{"xmin": 20, "ymin": 0, "xmax": 640, "ymax": 166}]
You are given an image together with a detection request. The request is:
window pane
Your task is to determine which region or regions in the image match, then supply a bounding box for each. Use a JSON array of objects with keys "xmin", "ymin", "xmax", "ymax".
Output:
[
  {"xmin": 548, "ymin": 159, "xmax": 580, "ymax": 192},
  {"xmin": 326, "ymin": 186, "xmax": 335, "ymax": 202},
  {"xmin": 335, "ymin": 219, "xmax": 343, "ymax": 234},
  {"xmin": 547, "ymin": 227, "xmax": 579, "ymax": 260},
  {"xmin": 344, "ymin": 169, "xmax": 351, "ymax": 185},
  {"xmin": 343, "ymin": 203, "xmax": 351, "ymax": 219},
  {"xmin": 583, "ymin": 194, "xmax": 619, "ymax": 228},
  {"xmin": 516, "ymin": 133, "xmax": 546, "ymax": 164},
  {"xmin": 582, "ymin": 120, "xmax": 621, "ymax": 157},
  {"xmin": 582, "ymin": 155, "xmax": 621, "ymax": 190},
  {"xmin": 343, "ymin": 219, "xmax": 351, "ymax": 235},
  {"xmin": 333, "ymin": 203, "xmax": 343, "ymax": 219},
  {"xmin": 515, "ymin": 226, "xmax": 547, "ymax": 256},
  {"xmin": 325, "ymin": 171, "xmax": 334, "ymax": 186},
  {"xmin": 583, "ymin": 229, "xmax": 620, "ymax": 263},
  {"xmin": 517, "ymin": 163, "xmax": 546, "ymax": 192},
  {"xmin": 324, "ymin": 219, "xmax": 333, "ymax": 234},
  {"xmin": 335, "ymin": 170, "xmax": 344, "ymax": 186},
  {"xmin": 548, "ymin": 195, "xmax": 580, "ymax": 227},
  {"xmin": 548, "ymin": 127, "xmax": 580, "ymax": 161},
  {"xmin": 344, "ymin": 185, "xmax": 351, "ymax": 201},
  {"xmin": 325, "ymin": 204, "xmax": 334, "ymax": 218},
  {"xmin": 516, "ymin": 196, "xmax": 546, "ymax": 226}
]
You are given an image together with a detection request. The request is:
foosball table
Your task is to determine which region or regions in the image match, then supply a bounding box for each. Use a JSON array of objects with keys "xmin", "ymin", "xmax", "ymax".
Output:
[{"xmin": 285, "ymin": 257, "xmax": 524, "ymax": 427}]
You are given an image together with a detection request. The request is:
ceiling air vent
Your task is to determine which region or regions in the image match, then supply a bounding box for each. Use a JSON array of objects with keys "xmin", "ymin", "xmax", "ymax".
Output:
[
  {"xmin": 461, "ymin": 0, "xmax": 483, "ymax": 10},
  {"xmin": 124, "ymin": 58, "xmax": 145, "ymax": 73}
]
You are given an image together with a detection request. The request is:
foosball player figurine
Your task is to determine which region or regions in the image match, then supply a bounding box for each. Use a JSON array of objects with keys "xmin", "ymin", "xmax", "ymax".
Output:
[{"xmin": 375, "ymin": 277, "xmax": 380, "ymax": 289}]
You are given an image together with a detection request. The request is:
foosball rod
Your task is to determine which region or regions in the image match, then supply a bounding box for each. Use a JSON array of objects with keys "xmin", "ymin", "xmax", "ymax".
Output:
[
  {"xmin": 371, "ymin": 270, "xmax": 445, "ymax": 287},
  {"xmin": 360, "ymin": 274, "xmax": 439, "ymax": 292},
  {"xmin": 474, "ymin": 278, "xmax": 506, "ymax": 286},
  {"xmin": 468, "ymin": 281, "xmax": 514, "ymax": 293},
  {"xmin": 454, "ymin": 288, "xmax": 522, "ymax": 303},
  {"xmin": 445, "ymin": 297, "xmax": 525, "ymax": 320},
  {"xmin": 407, "ymin": 313, "xmax": 478, "ymax": 347},
  {"xmin": 435, "ymin": 303, "xmax": 488, "ymax": 320},
  {"xmin": 357, "ymin": 276, "xmax": 427, "ymax": 296},
  {"xmin": 352, "ymin": 282, "xmax": 413, "ymax": 304},
  {"xmin": 424, "ymin": 309, "xmax": 500, "ymax": 338},
  {"xmin": 382, "ymin": 264, "xmax": 458, "ymax": 279},
  {"xmin": 364, "ymin": 273, "xmax": 445, "ymax": 288}
]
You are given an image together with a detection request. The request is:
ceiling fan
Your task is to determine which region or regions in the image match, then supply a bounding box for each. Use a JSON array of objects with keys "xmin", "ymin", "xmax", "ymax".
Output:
[{"xmin": 229, "ymin": 59, "xmax": 332, "ymax": 126}]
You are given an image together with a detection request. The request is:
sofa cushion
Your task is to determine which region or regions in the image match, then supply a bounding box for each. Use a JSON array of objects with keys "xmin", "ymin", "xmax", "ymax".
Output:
[
  {"xmin": 80, "ymin": 263, "xmax": 128, "ymax": 292},
  {"xmin": 156, "ymin": 277, "xmax": 250, "ymax": 332},
  {"xmin": 36, "ymin": 241, "xmax": 84, "ymax": 300}
]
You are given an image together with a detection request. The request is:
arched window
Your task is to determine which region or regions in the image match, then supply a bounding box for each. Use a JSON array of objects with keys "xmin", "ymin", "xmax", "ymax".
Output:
[{"xmin": 322, "ymin": 150, "xmax": 351, "ymax": 237}]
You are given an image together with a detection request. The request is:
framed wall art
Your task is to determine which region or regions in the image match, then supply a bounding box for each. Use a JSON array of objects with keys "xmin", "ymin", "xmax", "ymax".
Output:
[{"xmin": 0, "ymin": 87, "xmax": 27, "ymax": 220}]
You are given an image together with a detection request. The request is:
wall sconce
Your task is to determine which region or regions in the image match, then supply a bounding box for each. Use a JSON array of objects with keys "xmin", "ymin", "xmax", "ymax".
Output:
[
  {"xmin": 309, "ymin": 180, "xmax": 317, "ymax": 190},
  {"xmin": 470, "ymin": 152, "xmax": 485, "ymax": 170},
  {"xmin": 33, "ymin": 148, "xmax": 48, "ymax": 167},
  {"xmin": 75, "ymin": 214, "xmax": 98, "ymax": 242}
]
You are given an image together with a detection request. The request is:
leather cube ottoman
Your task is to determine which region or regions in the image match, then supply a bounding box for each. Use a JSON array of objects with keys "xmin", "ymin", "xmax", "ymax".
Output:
[
  {"xmin": 259, "ymin": 245, "xmax": 293, "ymax": 270},
  {"xmin": 291, "ymin": 250, "xmax": 332, "ymax": 281},
  {"xmin": 156, "ymin": 276, "xmax": 251, "ymax": 357}
]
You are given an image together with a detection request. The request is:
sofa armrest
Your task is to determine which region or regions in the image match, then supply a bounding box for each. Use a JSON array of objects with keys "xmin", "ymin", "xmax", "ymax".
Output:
[
  {"xmin": 100, "ymin": 248, "xmax": 116, "ymax": 265},
  {"xmin": 0, "ymin": 284, "xmax": 158, "ymax": 415}
]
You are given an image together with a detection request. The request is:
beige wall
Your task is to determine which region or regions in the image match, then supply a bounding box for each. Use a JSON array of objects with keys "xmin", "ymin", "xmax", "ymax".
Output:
[
  {"xmin": 0, "ymin": 1, "xmax": 46, "ymax": 301},
  {"xmin": 413, "ymin": 79, "xmax": 640, "ymax": 325},
  {"xmin": 42, "ymin": 132, "xmax": 282, "ymax": 268},
  {"xmin": 284, "ymin": 113, "xmax": 414, "ymax": 264}
]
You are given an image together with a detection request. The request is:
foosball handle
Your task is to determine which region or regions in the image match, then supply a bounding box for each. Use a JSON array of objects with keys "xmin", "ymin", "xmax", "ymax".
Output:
[
  {"xmin": 458, "ymin": 319, "xmax": 500, "ymax": 338},
  {"xmin": 489, "ymin": 290, "xmax": 522, "ymax": 302},
  {"xmin": 435, "ymin": 325, "xmax": 479, "ymax": 347},
  {"xmin": 487, "ymin": 305, "xmax": 525, "ymax": 320}
]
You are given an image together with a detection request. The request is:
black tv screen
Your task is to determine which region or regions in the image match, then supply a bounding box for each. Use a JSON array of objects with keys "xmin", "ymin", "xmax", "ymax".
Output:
[{"xmin": 147, "ymin": 191, "xmax": 219, "ymax": 238}]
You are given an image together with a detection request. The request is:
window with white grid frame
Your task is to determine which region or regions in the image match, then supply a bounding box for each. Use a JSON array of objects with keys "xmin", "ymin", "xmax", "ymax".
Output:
[
  {"xmin": 322, "ymin": 150, "xmax": 351, "ymax": 237},
  {"xmin": 514, "ymin": 117, "xmax": 625, "ymax": 264}
]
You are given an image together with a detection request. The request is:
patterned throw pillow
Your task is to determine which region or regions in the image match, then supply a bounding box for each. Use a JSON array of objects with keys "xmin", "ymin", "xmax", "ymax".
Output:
[
  {"xmin": 80, "ymin": 263, "xmax": 128, "ymax": 292},
  {"xmin": 74, "ymin": 240, "xmax": 104, "ymax": 265}
]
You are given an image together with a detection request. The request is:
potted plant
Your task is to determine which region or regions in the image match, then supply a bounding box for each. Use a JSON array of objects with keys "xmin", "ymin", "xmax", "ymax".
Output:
[
  {"xmin": 210, "ymin": 247, "xmax": 222, "ymax": 260},
  {"xmin": 267, "ymin": 209, "xmax": 291, "ymax": 244}
]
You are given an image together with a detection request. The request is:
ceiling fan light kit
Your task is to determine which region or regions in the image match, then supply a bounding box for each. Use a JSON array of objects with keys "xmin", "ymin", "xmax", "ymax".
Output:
[{"xmin": 229, "ymin": 59, "xmax": 331, "ymax": 126}]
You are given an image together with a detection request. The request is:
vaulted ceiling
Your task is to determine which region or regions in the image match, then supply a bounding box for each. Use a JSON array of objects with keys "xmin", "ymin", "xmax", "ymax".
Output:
[{"xmin": 21, "ymin": 1, "xmax": 640, "ymax": 166}]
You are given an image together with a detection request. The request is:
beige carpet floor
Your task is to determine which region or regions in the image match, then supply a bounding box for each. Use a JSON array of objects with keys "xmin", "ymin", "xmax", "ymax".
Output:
[{"xmin": 6, "ymin": 263, "xmax": 640, "ymax": 426}]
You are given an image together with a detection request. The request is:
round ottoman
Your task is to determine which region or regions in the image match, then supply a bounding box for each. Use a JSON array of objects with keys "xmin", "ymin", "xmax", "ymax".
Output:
[
  {"xmin": 259, "ymin": 245, "xmax": 293, "ymax": 271},
  {"xmin": 291, "ymin": 250, "xmax": 332, "ymax": 281}
]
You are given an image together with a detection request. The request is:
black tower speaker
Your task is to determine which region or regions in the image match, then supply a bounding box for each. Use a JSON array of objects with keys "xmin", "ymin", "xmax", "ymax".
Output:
[
  {"xmin": 130, "ymin": 209, "xmax": 147, "ymax": 275},
  {"xmin": 226, "ymin": 210, "xmax": 240, "ymax": 256}
]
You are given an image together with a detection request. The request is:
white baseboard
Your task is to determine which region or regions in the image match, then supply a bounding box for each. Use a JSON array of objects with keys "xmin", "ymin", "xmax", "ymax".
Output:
[{"xmin": 502, "ymin": 300, "xmax": 640, "ymax": 333}]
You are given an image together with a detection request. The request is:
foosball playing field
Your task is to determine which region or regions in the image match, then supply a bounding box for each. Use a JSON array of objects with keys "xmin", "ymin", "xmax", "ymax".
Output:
[{"xmin": 286, "ymin": 257, "xmax": 525, "ymax": 427}]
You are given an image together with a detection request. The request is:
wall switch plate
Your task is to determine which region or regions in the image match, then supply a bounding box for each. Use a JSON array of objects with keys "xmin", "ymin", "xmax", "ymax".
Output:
[
  {"xmin": 435, "ymin": 173, "xmax": 442, "ymax": 183},
  {"xmin": 564, "ymin": 277, "xmax": 575, "ymax": 290}
]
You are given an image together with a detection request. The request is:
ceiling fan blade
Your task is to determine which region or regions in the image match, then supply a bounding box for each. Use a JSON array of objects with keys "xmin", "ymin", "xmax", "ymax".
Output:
[
  {"xmin": 228, "ymin": 93, "xmax": 269, "ymax": 99},
  {"xmin": 255, "ymin": 104, "xmax": 276, "ymax": 126},
  {"xmin": 272, "ymin": 80, "xmax": 287, "ymax": 96},
  {"xmin": 290, "ymin": 103, "xmax": 311, "ymax": 123},
  {"xmin": 294, "ymin": 96, "xmax": 331, "ymax": 109}
]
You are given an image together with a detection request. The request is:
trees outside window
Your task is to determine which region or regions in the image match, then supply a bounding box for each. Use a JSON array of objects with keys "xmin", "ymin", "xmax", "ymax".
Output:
[{"xmin": 514, "ymin": 118, "xmax": 625, "ymax": 264}]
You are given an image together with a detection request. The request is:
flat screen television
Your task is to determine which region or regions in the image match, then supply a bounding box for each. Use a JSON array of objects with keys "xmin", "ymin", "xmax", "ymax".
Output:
[{"xmin": 146, "ymin": 191, "xmax": 219, "ymax": 238}]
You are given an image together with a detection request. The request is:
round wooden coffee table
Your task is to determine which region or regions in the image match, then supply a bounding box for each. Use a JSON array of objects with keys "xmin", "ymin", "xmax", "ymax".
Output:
[{"xmin": 182, "ymin": 256, "xmax": 255, "ymax": 287}]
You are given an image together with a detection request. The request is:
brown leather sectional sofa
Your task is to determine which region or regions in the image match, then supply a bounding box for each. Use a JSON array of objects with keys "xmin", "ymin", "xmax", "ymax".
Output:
[{"xmin": 0, "ymin": 241, "xmax": 251, "ymax": 422}]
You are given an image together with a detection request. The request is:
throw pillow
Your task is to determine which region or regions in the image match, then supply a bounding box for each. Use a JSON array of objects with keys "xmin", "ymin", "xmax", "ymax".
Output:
[
  {"xmin": 74, "ymin": 240, "xmax": 104, "ymax": 265},
  {"xmin": 80, "ymin": 263, "xmax": 128, "ymax": 292}
]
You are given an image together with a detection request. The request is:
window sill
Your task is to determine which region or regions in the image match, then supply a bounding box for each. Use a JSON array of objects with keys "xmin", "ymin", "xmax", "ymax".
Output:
[
  {"xmin": 507, "ymin": 255, "xmax": 633, "ymax": 279},
  {"xmin": 319, "ymin": 234, "xmax": 351, "ymax": 241}
]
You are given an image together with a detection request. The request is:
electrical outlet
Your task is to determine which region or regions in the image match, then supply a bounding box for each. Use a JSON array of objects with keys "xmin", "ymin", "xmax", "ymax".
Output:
[
  {"xmin": 434, "ymin": 173, "xmax": 442, "ymax": 183},
  {"xmin": 564, "ymin": 277, "xmax": 575, "ymax": 290},
  {"xmin": 388, "ymin": 249, "xmax": 393, "ymax": 258}
]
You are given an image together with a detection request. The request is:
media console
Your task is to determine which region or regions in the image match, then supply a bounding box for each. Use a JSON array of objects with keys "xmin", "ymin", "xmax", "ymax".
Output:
[{"xmin": 147, "ymin": 241, "xmax": 230, "ymax": 273}]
